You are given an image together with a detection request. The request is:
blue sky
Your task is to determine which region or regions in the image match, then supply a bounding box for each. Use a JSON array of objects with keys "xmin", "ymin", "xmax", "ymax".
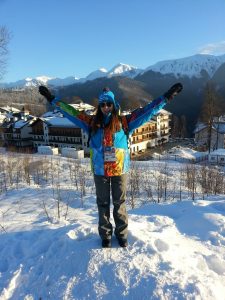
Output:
[{"xmin": 1, "ymin": 0, "xmax": 225, "ymax": 82}]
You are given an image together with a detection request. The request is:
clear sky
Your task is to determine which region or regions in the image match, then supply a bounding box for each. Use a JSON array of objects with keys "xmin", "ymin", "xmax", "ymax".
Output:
[{"xmin": 1, "ymin": 0, "xmax": 225, "ymax": 82}]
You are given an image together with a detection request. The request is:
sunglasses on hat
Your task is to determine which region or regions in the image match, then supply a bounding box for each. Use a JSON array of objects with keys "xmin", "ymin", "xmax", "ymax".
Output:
[{"xmin": 100, "ymin": 102, "xmax": 113, "ymax": 108}]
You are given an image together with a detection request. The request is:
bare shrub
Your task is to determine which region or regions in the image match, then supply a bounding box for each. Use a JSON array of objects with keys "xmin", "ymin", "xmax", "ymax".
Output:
[{"xmin": 127, "ymin": 162, "xmax": 141, "ymax": 208}]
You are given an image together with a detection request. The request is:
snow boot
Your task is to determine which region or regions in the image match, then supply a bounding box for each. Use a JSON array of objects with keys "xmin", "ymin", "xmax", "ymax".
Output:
[
  {"xmin": 117, "ymin": 238, "xmax": 128, "ymax": 248},
  {"xmin": 102, "ymin": 239, "xmax": 112, "ymax": 248}
]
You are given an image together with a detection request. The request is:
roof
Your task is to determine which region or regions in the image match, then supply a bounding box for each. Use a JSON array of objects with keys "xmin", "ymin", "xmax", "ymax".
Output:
[
  {"xmin": 14, "ymin": 117, "xmax": 36, "ymax": 129},
  {"xmin": 70, "ymin": 103, "xmax": 95, "ymax": 111},
  {"xmin": 159, "ymin": 109, "xmax": 172, "ymax": 115},
  {"xmin": 0, "ymin": 114, "xmax": 6, "ymax": 124},
  {"xmin": 217, "ymin": 123, "xmax": 225, "ymax": 134},
  {"xmin": 0, "ymin": 106, "xmax": 20, "ymax": 113},
  {"xmin": 194, "ymin": 122, "xmax": 225, "ymax": 134},
  {"xmin": 209, "ymin": 149, "xmax": 225, "ymax": 155},
  {"xmin": 43, "ymin": 116, "xmax": 79, "ymax": 128},
  {"xmin": 194, "ymin": 123, "xmax": 207, "ymax": 133},
  {"xmin": 14, "ymin": 120, "xmax": 29, "ymax": 129}
]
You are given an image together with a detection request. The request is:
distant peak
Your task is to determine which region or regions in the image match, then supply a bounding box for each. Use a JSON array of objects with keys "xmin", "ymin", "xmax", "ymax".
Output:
[
  {"xmin": 99, "ymin": 68, "xmax": 108, "ymax": 73},
  {"xmin": 109, "ymin": 63, "xmax": 137, "ymax": 75},
  {"xmin": 36, "ymin": 76, "xmax": 54, "ymax": 83}
]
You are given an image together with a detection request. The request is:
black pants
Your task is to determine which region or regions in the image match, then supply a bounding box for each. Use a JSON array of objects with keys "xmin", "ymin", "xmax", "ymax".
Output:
[{"xmin": 94, "ymin": 174, "xmax": 128, "ymax": 240}]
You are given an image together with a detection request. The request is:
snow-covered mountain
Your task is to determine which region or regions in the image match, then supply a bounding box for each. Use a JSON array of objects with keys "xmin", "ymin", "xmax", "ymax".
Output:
[
  {"xmin": 0, "ymin": 76, "xmax": 80, "ymax": 89},
  {"xmin": 107, "ymin": 63, "xmax": 141, "ymax": 78},
  {"xmin": 144, "ymin": 54, "xmax": 225, "ymax": 78},
  {"xmin": 0, "ymin": 77, "xmax": 44, "ymax": 89},
  {"xmin": 84, "ymin": 68, "xmax": 108, "ymax": 81},
  {"xmin": 47, "ymin": 76, "xmax": 80, "ymax": 86},
  {"xmin": 1, "ymin": 54, "xmax": 225, "ymax": 89},
  {"xmin": 0, "ymin": 63, "xmax": 141, "ymax": 89}
]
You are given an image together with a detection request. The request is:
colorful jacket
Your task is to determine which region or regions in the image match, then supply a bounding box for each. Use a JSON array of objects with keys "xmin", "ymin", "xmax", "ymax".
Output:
[{"xmin": 51, "ymin": 96, "xmax": 168, "ymax": 176}]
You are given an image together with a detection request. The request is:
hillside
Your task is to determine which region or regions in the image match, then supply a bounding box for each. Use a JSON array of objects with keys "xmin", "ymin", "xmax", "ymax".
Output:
[{"xmin": 0, "ymin": 88, "xmax": 48, "ymax": 116}]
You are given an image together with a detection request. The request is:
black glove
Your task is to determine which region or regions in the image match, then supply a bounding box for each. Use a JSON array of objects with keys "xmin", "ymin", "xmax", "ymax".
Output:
[
  {"xmin": 39, "ymin": 85, "xmax": 55, "ymax": 103},
  {"xmin": 164, "ymin": 83, "xmax": 183, "ymax": 102}
]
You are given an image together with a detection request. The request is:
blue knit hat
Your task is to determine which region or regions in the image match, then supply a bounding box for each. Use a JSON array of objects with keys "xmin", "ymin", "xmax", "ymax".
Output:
[{"xmin": 99, "ymin": 87, "xmax": 120, "ymax": 110}]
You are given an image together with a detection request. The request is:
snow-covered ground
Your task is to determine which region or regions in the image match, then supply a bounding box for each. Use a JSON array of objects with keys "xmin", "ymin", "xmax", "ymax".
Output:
[
  {"xmin": 153, "ymin": 146, "xmax": 208, "ymax": 163},
  {"xmin": 0, "ymin": 153, "xmax": 225, "ymax": 300}
]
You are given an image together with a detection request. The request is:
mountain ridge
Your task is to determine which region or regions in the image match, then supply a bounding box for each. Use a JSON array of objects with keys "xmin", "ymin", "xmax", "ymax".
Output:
[
  {"xmin": 1, "ymin": 54, "xmax": 225, "ymax": 137},
  {"xmin": 1, "ymin": 54, "xmax": 225, "ymax": 89}
]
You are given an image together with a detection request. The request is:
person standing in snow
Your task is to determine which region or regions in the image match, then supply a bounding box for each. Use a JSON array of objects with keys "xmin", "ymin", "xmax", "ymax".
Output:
[{"xmin": 39, "ymin": 83, "xmax": 183, "ymax": 248}]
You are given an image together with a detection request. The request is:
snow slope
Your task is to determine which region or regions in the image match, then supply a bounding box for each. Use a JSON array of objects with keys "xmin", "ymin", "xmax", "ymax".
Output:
[{"xmin": 0, "ymin": 156, "xmax": 225, "ymax": 300}]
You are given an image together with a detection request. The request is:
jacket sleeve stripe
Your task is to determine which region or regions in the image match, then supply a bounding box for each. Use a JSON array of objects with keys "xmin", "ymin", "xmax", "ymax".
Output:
[{"xmin": 51, "ymin": 97, "xmax": 91, "ymax": 133}]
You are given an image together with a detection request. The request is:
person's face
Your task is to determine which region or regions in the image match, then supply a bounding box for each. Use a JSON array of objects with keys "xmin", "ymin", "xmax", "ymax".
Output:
[{"xmin": 100, "ymin": 102, "xmax": 114, "ymax": 115}]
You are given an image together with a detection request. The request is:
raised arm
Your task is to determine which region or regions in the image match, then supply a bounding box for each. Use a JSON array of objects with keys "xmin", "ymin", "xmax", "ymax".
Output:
[
  {"xmin": 127, "ymin": 83, "xmax": 183, "ymax": 134},
  {"xmin": 39, "ymin": 86, "xmax": 92, "ymax": 133}
]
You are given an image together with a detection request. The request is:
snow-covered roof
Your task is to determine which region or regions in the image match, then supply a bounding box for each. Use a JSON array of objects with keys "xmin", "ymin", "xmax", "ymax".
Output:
[
  {"xmin": 14, "ymin": 120, "xmax": 29, "ymax": 129},
  {"xmin": 194, "ymin": 122, "xmax": 225, "ymax": 134},
  {"xmin": 42, "ymin": 111, "xmax": 62, "ymax": 118},
  {"xmin": 44, "ymin": 116, "xmax": 78, "ymax": 128},
  {"xmin": 209, "ymin": 148, "xmax": 225, "ymax": 156},
  {"xmin": 213, "ymin": 115, "xmax": 225, "ymax": 122},
  {"xmin": 70, "ymin": 103, "xmax": 95, "ymax": 111},
  {"xmin": 158, "ymin": 146, "xmax": 208, "ymax": 160},
  {"xmin": 14, "ymin": 117, "xmax": 36, "ymax": 129},
  {"xmin": 159, "ymin": 109, "xmax": 172, "ymax": 115},
  {"xmin": 0, "ymin": 114, "xmax": 6, "ymax": 123},
  {"xmin": 0, "ymin": 106, "xmax": 20, "ymax": 113},
  {"xmin": 194, "ymin": 123, "xmax": 207, "ymax": 133},
  {"xmin": 217, "ymin": 123, "xmax": 225, "ymax": 133}
]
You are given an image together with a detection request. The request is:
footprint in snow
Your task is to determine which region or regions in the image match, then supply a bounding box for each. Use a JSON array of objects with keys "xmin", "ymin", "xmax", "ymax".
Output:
[
  {"xmin": 154, "ymin": 239, "xmax": 169, "ymax": 252},
  {"xmin": 67, "ymin": 227, "xmax": 97, "ymax": 241}
]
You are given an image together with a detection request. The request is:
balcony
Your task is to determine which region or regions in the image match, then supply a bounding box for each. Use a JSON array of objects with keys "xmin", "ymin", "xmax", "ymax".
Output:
[
  {"xmin": 48, "ymin": 132, "xmax": 82, "ymax": 137},
  {"xmin": 32, "ymin": 132, "xmax": 43, "ymax": 135},
  {"xmin": 131, "ymin": 137, "xmax": 157, "ymax": 144},
  {"xmin": 32, "ymin": 137, "xmax": 44, "ymax": 141},
  {"xmin": 160, "ymin": 132, "xmax": 170, "ymax": 136},
  {"xmin": 12, "ymin": 137, "xmax": 31, "ymax": 141},
  {"xmin": 160, "ymin": 126, "xmax": 169, "ymax": 130},
  {"xmin": 132, "ymin": 129, "xmax": 157, "ymax": 136}
]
